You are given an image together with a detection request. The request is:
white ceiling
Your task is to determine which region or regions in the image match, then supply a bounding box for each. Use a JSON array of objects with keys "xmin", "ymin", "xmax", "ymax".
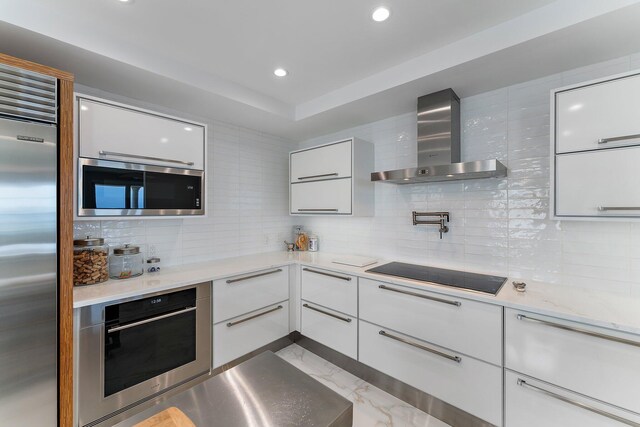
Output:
[{"xmin": 2, "ymin": 0, "xmax": 640, "ymax": 139}]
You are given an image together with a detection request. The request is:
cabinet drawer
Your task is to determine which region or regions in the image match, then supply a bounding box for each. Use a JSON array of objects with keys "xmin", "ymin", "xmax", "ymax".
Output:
[
  {"xmin": 213, "ymin": 302, "xmax": 289, "ymax": 368},
  {"xmin": 290, "ymin": 140, "xmax": 352, "ymax": 183},
  {"xmin": 78, "ymin": 97, "xmax": 205, "ymax": 170},
  {"xmin": 359, "ymin": 278, "xmax": 502, "ymax": 365},
  {"xmin": 555, "ymin": 147, "xmax": 640, "ymax": 217},
  {"xmin": 301, "ymin": 267, "xmax": 357, "ymax": 316},
  {"xmin": 505, "ymin": 371, "xmax": 640, "ymax": 427},
  {"xmin": 213, "ymin": 266, "xmax": 288, "ymax": 323},
  {"xmin": 505, "ymin": 308, "xmax": 640, "ymax": 413},
  {"xmin": 290, "ymin": 178, "xmax": 352, "ymax": 215},
  {"xmin": 556, "ymin": 73, "xmax": 640, "ymax": 154},
  {"xmin": 359, "ymin": 320, "xmax": 502, "ymax": 426},
  {"xmin": 301, "ymin": 301, "xmax": 357, "ymax": 359}
]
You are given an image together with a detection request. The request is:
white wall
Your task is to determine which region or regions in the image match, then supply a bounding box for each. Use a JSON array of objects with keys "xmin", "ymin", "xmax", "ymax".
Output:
[
  {"xmin": 298, "ymin": 53, "xmax": 640, "ymax": 295},
  {"xmin": 73, "ymin": 86, "xmax": 295, "ymax": 266}
]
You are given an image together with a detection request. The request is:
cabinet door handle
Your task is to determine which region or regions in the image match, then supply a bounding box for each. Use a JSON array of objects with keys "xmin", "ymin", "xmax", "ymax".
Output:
[
  {"xmin": 378, "ymin": 284, "xmax": 461, "ymax": 307},
  {"xmin": 226, "ymin": 268, "xmax": 282, "ymax": 284},
  {"xmin": 517, "ymin": 379, "xmax": 640, "ymax": 427},
  {"xmin": 227, "ymin": 305, "xmax": 283, "ymax": 327},
  {"xmin": 297, "ymin": 173, "xmax": 339, "ymax": 180},
  {"xmin": 516, "ymin": 314, "xmax": 640, "ymax": 348},
  {"xmin": 303, "ymin": 303, "xmax": 351, "ymax": 323},
  {"xmin": 99, "ymin": 150, "xmax": 195, "ymax": 166},
  {"xmin": 379, "ymin": 330, "xmax": 461, "ymax": 363},
  {"xmin": 597, "ymin": 133, "xmax": 640, "ymax": 144},
  {"xmin": 598, "ymin": 206, "xmax": 640, "ymax": 212},
  {"xmin": 303, "ymin": 268, "xmax": 351, "ymax": 281},
  {"xmin": 297, "ymin": 209, "xmax": 339, "ymax": 212}
]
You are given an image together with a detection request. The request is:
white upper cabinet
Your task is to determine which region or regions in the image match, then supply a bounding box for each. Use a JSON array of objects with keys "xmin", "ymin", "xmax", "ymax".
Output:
[
  {"xmin": 77, "ymin": 95, "xmax": 206, "ymax": 170},
  {"xmin": 552, "ymin": 71, "xmax": 640, "ymax": 219},
  {"xmin": 290, "ymin": 138, "xmax": 374, "ymax": 216},
  {"xmin": 556, "ymin": 73, "xmax": 640, "ymax": 154},
  {"xmin": 290, "ymin": 140, "xmax": 352, "ymax": 182}
]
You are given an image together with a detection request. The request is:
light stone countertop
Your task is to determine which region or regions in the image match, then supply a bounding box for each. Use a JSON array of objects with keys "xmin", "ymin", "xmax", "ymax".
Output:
[{"xmin": 74, "ymin": 251, "xmax": 640, "ymax": 336}]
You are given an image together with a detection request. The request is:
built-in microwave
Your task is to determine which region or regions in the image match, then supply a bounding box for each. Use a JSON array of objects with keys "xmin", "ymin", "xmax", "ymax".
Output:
[{"xmin": 77, "ymin": 158, "xmax": 204, "ymax": 216}]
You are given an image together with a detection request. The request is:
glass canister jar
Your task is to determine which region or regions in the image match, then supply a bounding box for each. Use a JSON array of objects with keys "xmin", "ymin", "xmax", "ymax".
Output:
[
  {"xmin": 73, "ymin": 236, "xmax": 109, "ymax": 286},
  {"xmin": 109, "ymin": 244, "xmax": 144, "ymax": 280}
]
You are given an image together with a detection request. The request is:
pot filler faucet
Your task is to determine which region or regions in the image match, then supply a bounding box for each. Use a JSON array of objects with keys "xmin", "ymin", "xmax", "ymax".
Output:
[{"xmin": 412, "ymin": 211, "xmax": 450, "ymax": 239}]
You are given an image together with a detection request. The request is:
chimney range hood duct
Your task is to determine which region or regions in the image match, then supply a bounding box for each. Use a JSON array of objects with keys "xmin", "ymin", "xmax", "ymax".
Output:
[{"xmin": 371, "ymin": 89, "xmax": 507, "ymax": 184}]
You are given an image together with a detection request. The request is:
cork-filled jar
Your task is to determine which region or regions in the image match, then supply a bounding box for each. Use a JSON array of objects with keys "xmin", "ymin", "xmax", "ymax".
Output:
[{"xmin": 73, "ymin": 236, "xmax": 109, "ymax": 286}]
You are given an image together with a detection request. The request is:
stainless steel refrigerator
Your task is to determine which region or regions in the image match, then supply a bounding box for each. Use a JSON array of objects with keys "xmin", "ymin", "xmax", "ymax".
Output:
[{"xmin": 0, "ymin": 63, "xmax": 58, "ymax": 425}]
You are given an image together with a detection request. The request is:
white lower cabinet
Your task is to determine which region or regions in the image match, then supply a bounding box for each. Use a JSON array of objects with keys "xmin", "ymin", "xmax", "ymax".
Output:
[
  {"xmin": 505, "ymin": 308, "xmax": 640, "ymax": 415},
  {"xmin": 359, "ymin": 320, "xmax": 503, "ymax": 426},
  {"xmin": 301, "ymin": 267, "xmax": 357, "ymax": 316},
  {"xmin": 359, "ymin": 278, "xmax": 502, "ymax": 365},
  {"xmin": 213, "ymin": 266, "xmax": 289, "ymax": 323},
  {"xmin": 213, "ymin": 302, "xmax": 289, "ymax": 368},
  {"xmin": 301, "ymin": 300, "xmax": 357, "ymax": 359},
  {"xmin": 505, "ymin": 371, "xmax": 640, "ymax": 427}
]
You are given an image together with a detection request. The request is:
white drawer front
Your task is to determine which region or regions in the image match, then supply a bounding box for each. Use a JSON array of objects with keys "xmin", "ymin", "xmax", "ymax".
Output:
[
  {"xmin": 556, "ymin": 73, "xmax": 640, "ymax": 154},
  {"xmin": 290, "ymin": 140, "xmax": 352, "ymax": 183},
  {"xmin": 505, "ymin": 308, "xmax": 640, "ymax": 414},
  {"xmin": 505, "ymin": 371, "xmax": 640, "ymax": 427},
  {"xmin": 359, "ymin": 278, "xmax": 502, "ymax": 365},
  {"xmin": 213, "ymin": 266, "xmax": 288, "ymax": 323},
  {"xmin": 555, "ymin": 147, "xmax": 640, "ymax": 217},
  {"xmin": 290, "ymin": 178, "xmax": 352, "ymax": 215},
  {"xmin": 213, "ymin": 302, "xmax": 289, "ymax": 368},
  {"xmin": 301, "ymin": 267, "xmax": 357, "ymax": 316},
  {"xmin": 359, "ymin": 320, "xmax": 502, "ymax": 426},
  {"xmin": 78, "ymin": 98, "xmax": 205, "ymax": 170},
  {"xmin": 301, "ymin": 301, "xmax": 357, "ymax": 359}
]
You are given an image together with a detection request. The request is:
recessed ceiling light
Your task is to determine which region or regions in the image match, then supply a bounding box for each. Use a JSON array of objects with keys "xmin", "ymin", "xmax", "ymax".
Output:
[
  {"xmin": 372, "ymin": 7, "xmax": 390, "ymax": 22},
  {"xmin": 160, "ymin": 137, "xmax": 169, "ymax": 143},
  {"xmin": 118, "ymin": 0, "xmax": 133, "ymax": 3},
  {"xmin": 184, "ymin": 127, "xmax": 192, "ymax": 132},
  {"xmin": 274, "ymin": 68, "xmax": 288, "ymax": 77}
]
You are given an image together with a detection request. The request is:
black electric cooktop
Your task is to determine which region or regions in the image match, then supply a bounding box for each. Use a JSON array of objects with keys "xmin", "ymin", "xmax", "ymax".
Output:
[{"xmin": 366, "ymin": 262, "xmax": 507, "ymax": 295}]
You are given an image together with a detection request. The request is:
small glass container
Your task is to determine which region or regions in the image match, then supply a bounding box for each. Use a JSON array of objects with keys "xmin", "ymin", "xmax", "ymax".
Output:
[
  {"xmin": 308, "ymin": 235, "xmax": 319, "ymax": 252},
  {"xmin": 146, "ymin": 257, "xmax": 162, "ymax": 274},
  {"xmin": 73, "ymin": 236, "xmax": 109, "ymax": 286},
  {"xmin": 109, "ymin": 244, "xmax": 144, "ymax": 280}
]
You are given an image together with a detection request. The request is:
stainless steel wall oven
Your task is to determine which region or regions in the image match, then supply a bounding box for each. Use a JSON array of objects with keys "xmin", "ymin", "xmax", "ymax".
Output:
[{"xmin": 78, "ymin": 282, "xmax": 211, "ymax": 427}]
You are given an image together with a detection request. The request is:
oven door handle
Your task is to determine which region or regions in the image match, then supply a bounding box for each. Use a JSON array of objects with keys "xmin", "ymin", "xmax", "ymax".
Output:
[{"xmin": 107, "ymin": 306, "xmax": 197, "ymax": 333}]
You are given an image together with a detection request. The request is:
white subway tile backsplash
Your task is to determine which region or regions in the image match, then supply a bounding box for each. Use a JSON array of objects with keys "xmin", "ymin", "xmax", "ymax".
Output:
[{"xmin": 298, "ymin": 53, "xmax": 640, "ymax": 293}]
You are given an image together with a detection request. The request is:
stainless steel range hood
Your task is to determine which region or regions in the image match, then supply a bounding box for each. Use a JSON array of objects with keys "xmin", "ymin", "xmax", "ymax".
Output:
[{"xmin": 371, "ymin": 89, "xmax": 507, "ymax": 184}]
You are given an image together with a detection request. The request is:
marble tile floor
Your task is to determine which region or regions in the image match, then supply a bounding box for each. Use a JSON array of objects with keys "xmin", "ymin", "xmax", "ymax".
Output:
[{"xmin": 275, "ymin": 344, "xmax": 451, "ymax": 427}]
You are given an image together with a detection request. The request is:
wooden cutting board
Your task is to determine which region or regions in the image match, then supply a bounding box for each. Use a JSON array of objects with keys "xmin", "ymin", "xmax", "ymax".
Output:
[{"xmin": 133, "ymin": 407, "xmax": 195, "ymax": 427}]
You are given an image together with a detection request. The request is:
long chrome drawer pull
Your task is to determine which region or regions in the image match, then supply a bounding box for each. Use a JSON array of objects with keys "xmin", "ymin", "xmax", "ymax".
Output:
[
  {"xmin": 598, "ymin": 206, "xmax": 640, "ymax": 211},
  {"xmin": 517, "ymin": 379, "xmax": 640, "ymax": 427},
  {"xmin": 298, "ymin": 173, "xmax": 339, "ymax": 180},
  {"xmin": 516, "ymin": 314, "xmax": 640, "ymax": 348},
  {"xmin": 107, "ymin": 306, "xmax": 196, "ymax": 333},
  {"xmin": 297, "ymin": 209, "xmax": 339, "ymax": 212},
  {"xmin": 378, "ymin": 285, "xmax": 461, "ymax": 307},
  {"xmin": 99, "ymin": 150, "xmax": 195, "ymax": 166},
  {"xmin": 226, "ymin": 268, "xmax": 283, "ymax": 284},
  {"xmin": 598, "ymin": 133, "xmax": 640, "ymax": 144},
  {"xmin": 379, "ymin": 330, "xmax": 461, "ymax": 363},
  {"xmin": 227, "ymin": 305, "xmax": 283, "ymax": 327},
  {"xmin": 303, "ymin": 268, "xmax": 351, "ymax": 281},
  {"xmin": 303, "ymin": 303, "xmax": 352, "ymax": 323}
]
